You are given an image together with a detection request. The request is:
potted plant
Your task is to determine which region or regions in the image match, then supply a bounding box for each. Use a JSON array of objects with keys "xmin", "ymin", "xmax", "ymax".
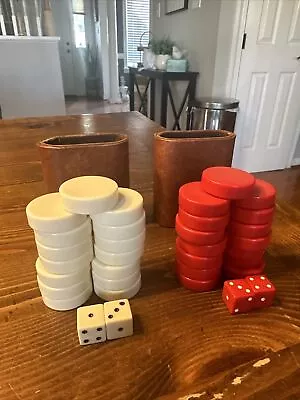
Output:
[{"xmin": 149, "ymin": 37, "xmax": 174, "ymax": 70}]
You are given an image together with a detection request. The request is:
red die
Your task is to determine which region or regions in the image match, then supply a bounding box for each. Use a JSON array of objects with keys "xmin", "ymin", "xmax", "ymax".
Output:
[
  {"xmin": 245, "ymin": 275, "xmax": 276, "ymax": 308},
  {"xmin": 222, "ymin": 279, "xmax": 255, "ymax": 314}
]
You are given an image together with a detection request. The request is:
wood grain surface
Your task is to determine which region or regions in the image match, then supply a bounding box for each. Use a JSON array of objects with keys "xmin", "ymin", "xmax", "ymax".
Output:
[{"xmin": 0, "ymin": 112, "xmax": 299, "ymax": 400}]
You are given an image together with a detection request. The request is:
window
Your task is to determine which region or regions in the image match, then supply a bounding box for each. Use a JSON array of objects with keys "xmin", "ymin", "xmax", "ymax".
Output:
[
  {"xmin": 72, "ymin": 0, "xmax": 86, "ymax": 48},
  {"xmin": 125, "ymin": 0, "xmax": 150, "ymax": 67}
]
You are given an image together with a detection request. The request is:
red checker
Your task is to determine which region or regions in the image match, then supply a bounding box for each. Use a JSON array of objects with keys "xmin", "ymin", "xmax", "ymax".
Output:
[
  {"xmin": 223, "ymin": 262, "xmax": 266, "ymax": 280},
  {"xmin": 201, "ymin": 167, "xmax": 255, "ymax": 200},
  {"xmin": 226, "ymin": 248, "xmax": 265, "ymax": 263},
  {"xmin": 235, "ymin": 179, "xmax": 276, "ymax": 210},
  {"xmin": 222, "ymin": 279, "xmax": 257, "ymax": 314},
  {"xmin": 176, "ymin": 241, "xmax": 223, "ymax": 270},
  {"xmin": 176, "ymin": 215, "xmax": 224, "ymax": 245},
  {"xmin": 178, "ymin": 207, "xmax": 229, "ymax": 232},
  {"xmin": 245, "ymin": 275, "xmax": 276, "ymax": 308},
  {"xmin": 229, "ymin": 220, "xmax": 272, "ymax": 239},
  {"xmin": 177, "ymin": 260, "xmax": 221, "ymax": 281},
  {"xmin": 177, "ymin": 237, "xmax": 227, "ymax": 257},
  {"xmin": 228, "ymin": 233, "xmax": 271, "ymax": 252},
  {"xmin": 178, "ymin": 273, "xmax": 219, "ymax": 292},
  {"xmin": 224, "ymin": 254, "xmax": 265, "ymax": 270},
  {"xmin": 231, "ymin": 206, "xmax": 275, "ymax": 225},
  {"xmin": 179, "ymin": 181, "xmax": 230, "ymax": 217}
]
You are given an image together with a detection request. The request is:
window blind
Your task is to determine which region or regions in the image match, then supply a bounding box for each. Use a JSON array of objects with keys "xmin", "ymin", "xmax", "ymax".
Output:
[{"xmin": 126, "ymin": 0, "xmax": 150, "ymax": 66}]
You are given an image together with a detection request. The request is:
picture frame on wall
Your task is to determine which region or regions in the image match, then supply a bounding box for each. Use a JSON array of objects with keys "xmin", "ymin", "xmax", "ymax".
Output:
[{"xmin": 165, "ymin": 0, "xmax": 188, "ymax": 15}]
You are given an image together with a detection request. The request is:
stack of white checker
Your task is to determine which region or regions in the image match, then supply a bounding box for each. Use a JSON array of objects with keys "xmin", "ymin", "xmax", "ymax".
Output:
[
  {"xmin": 26, "ymin": 193, "xmax": 94, "ymax": 311},
  {"xmin": 91, "ymin": 187, "xmax": 145, "ymax": 300}
]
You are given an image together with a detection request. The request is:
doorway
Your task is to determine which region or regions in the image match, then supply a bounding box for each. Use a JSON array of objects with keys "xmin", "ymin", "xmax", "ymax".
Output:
[{"xmin": 231, "ymin": 0, "xmax": 300, "ymax": 172}]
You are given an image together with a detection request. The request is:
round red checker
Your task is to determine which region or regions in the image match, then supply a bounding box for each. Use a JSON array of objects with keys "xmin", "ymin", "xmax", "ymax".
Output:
[
  {"xmin": 231, "ymin": 206, "xmax": 275, "ymax": 225},
  {"xmin": 223, "ymin": 262, "xmax": 265, "ymax": 279},
  {"xmin": 177, "ymin": 260, "xmax": 221, "ymax": 281},
  {"xmin": 235, "ymin": 179, "xmax": 276, "ymax": 210},
  {"xmin": 229, "ymin": 220, "xmax": 272, "ymax": 238},
  {"xmin": 224, "ymin": 254, "xmax": 265, "ymax": 270},
  {"xmin": 226, "ymin": 248, "xmax": 265, "ymax": 263},
  {"xmin": 178, "ymin": 273, "xmax": 219, "ymax": 292},
  {"xmin": 179, "ymin": 181, "xmax": 230, "ymax": 217},
  {"xmin": 178, "ymin": 207, "xmax": 229, "ymax": 232},
  {"xmin": 201, "ymin": 167, "xmax": 255, "ymax": 200},
  {"xmin": 177, "ymin": 237, "xmax": 227, "ymax": 257},
  {"xmin": 176, "ymin": 215, "xmax": 224, "ymax": 245},
  {"xmin": 176, "ymin": 242, "xmax": 223, "ymax": 270},
  {"xmin": 228, "ymin": 233, "xmax": 271, "ymax": 252}
]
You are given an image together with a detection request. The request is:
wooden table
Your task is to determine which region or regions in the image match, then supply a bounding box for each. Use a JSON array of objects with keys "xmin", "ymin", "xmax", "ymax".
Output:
[{"xmin": 0, "ymin": 112, "xmax": 300, "ymax": 400}]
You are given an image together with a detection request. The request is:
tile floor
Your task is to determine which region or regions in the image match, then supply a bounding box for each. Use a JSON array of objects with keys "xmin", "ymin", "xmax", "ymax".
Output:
[{"xmin": 65, "ymin": 97, "xmax": 130, "ymax": 115}]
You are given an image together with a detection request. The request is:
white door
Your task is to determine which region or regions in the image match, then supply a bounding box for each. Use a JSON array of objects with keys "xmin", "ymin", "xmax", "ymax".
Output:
[
  {"xmin": 52, "ymin": 0, "xmax": 76, "ymax": 95},
  {"xmin": 233, "ymin": 0, "xmax": 300, "ymax": 172}
]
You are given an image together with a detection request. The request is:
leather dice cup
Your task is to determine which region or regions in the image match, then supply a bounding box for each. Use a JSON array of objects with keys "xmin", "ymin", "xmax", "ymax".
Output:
[
  {"xmin": 153, "ymin": 130, "xmax": 236, "ymax": 228},
  {"xmin": 38, "ymin": 133, "xmax": 130, "ymax": 192}
]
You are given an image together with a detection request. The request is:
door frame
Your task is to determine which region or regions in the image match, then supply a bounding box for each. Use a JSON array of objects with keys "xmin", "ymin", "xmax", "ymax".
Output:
[{"xmin": 224, "ymin": 0, "xmax": 300, "ymax": 169}]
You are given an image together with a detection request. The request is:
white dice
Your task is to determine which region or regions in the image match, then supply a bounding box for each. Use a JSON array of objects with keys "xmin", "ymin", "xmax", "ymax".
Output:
[
  {"xmin": 77, "ymin": 299, "xmax": 133, "ymax": 345},
  {"xmin": 77, "ymin": 304, "xmax": 106, "ymax": 345},
  {"xmin": 104, "ymin": 299, "xmax": 133, "ymax": 340}
]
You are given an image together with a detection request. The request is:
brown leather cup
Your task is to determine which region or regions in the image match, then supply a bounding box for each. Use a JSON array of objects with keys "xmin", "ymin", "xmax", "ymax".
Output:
[
  {"xmin": 153, "ymin": 130, "xmax": 236, "ymax": 227},
  {"xmin": 38, "ymin": 133, "xmax": 129, "ymax": 192}
]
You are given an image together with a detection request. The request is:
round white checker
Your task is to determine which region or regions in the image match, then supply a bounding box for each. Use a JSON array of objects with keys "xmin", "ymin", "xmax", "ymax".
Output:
[
  {"xmin": 93, "ymin": 212, "xmax": 145, "ymax": 240},
  {"xmin": 37, "ymin": 275, "xmax": 92, "ymax": 300},
  {"xmin": 94, "ymin": 230, "xmax": 145, "ymax": 254},
  {"xmin": 94, "ymin": 245, "xmax": 143, "ymax": 266},
  {"xmin": 59, "ymin": 176, "xmax": 118, "ymax": 215},
  {"xmin": 36, "ymin": 239, "xmax": 93, "ymax": 262},
  {"xmin": 39, "ymin": 249, "xmax": 93, "ymax": 275},
  {"xmin": 42, "ymin": 286, "xmax": 92, "ymax": 311},
  {"xmin": 91, "ymin": 188, "xmax": 144, "ymax": 226},
  {"xmin": 93, "ymin": 270, "xmax": 141, "ymax": 291},
  {"xmin": 26, "ymin": 193, "xmax": 86, "ymax": 233},
  {"xmin": 92, "ymin": 258, "xmax": 140, "ymax": 280},
  {"xmin": 36, "ymin": 258, "xmax": 91, "ymax": 288},
  {"xmin": 94, "ymin": 276, "xmax": 141, "ymax": 301},
  {"xmin": 34, "ymin": 218, "xmax": 92, "ymax": 248}
]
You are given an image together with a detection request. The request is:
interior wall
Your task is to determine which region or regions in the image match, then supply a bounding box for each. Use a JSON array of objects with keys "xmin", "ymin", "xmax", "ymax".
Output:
[{"xmin": 151, "ymin": 0, "xmax": 222, "ymax": 97}]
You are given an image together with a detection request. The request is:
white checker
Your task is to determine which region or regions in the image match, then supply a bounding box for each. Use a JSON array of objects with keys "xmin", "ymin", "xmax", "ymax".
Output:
[
  {"xmin": 39, "ymin": 248, "xmax": 93, "ymax": 274},
  {"xmin": 34, "ymin": 218, "xmax": 92, "ymax": 248},
  {"xmin": 93, "ymin": 212, "xmax": 145, "ymax": 240},
  {"xmin": 42, "ymin": 286, "xmax": 92, "ymax": 311},
  {"xmin": 59, "ymin": 176, "xmax": 118, "ymax": 215},
  {"xmin": 37, "ymin": 275, "xmax": 93, "ymax": 300},
  {"xmin": 26, "ymin": 193, "xmax": 86, "ymax": 233},
  {"xmin": 94, "ymin": 230, "xmax": 145, "ymax": 254},
  {"xmin": 77, "ymin": 304, "xmax": 106, "ymax": 345},
  {"xmin": 93, "ymin": 270, "xmax": 140, "ymax": 291},
  {"xmin": 36, "ymin": 239, "xmax": 93, "ymax": 262},
  {"xmin": 91, "ymin": 188, "xmax": 144, "ymax": 226},
  {"xmin": 36, "ymin": 258, "xmax": 91, "ymax": 288},
  {"xmin": 104, "ymin": 299, "xmax": 133, "ymax": 340},
  {"xmin": 94, "ymin": 276, "xmax": 141, "ymax": 301},
  {"xmin": 94, "ymin": 245, "xmax": 143, "ymax": 266},
  {"xmin": 92, "ymin": 258, "xmax": 140, "ymax": 280}
]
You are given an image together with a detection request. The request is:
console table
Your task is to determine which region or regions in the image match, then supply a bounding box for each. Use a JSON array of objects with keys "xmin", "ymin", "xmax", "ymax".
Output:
[{"xmin": 128, "ymin": 67, "xmax": 199, "ymax": 129}]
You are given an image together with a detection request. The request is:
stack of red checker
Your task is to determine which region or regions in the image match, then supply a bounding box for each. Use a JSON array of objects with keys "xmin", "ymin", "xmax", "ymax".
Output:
[
  {"xmin": 224, "ymin": 179, "xmax": 276, "ymax": 279},
  {"xmin": 175, "ymin": 181, "xmax": 230, "ymax": 291}
]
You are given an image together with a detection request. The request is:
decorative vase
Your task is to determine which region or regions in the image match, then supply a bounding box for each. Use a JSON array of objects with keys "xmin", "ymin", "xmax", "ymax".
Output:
[
  {"xmin": 38, "ymin": 133, "xmax": 129, "ymax": 192},
  {"xmin": 153, "ymin": 130, "xmax": 236, "ymax": 227},
  {"xmin": 155, "ymin": 54, "xmax": 170, "ymax": 71}
]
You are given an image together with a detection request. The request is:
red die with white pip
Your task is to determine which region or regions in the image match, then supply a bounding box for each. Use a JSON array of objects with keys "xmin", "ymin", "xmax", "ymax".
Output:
[
  {"xmin": 245, "ymin": 275, "xmax": 276, "ymax": 308},
  {"xmin": 222, "ymin": 279, "xmax": 255, "ymax": 314}
]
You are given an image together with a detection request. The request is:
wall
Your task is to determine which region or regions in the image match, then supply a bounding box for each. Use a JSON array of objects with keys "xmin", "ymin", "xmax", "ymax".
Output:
[{"xmin": 151, "ymin": 0, "xmax": 222, "ymax": 97}]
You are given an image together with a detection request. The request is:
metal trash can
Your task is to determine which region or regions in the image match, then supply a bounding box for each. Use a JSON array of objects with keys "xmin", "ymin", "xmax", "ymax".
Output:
[{"xmin": 187, "ymin": 97, "xmax": 239, "ymax": 131}]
